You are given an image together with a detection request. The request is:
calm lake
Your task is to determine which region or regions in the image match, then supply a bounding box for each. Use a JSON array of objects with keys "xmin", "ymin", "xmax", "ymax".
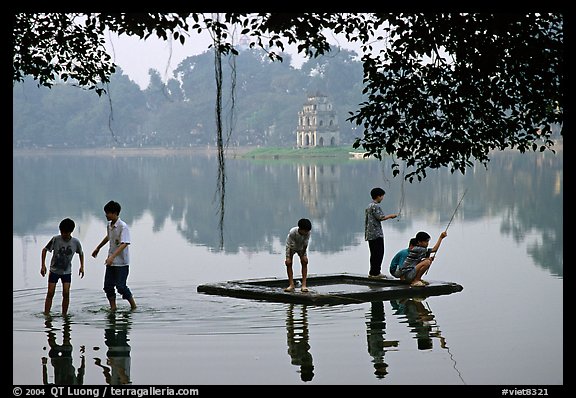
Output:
[{"xmin": 13, "ymin": 145, "xmax": 563, "ymax": 387}]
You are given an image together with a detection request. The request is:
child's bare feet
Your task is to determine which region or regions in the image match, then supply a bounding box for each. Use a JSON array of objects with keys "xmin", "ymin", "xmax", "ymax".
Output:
[
  {"xmin": 128, "ymin": 297, "xmax": 137, "ymax": 310},
  {"xmin": 284, "ymin": 286, "xmax": 295, "ymax": 292},
  {"xmin": 301, "ymin": 287, "xmax": 309, "ymax": 293}
]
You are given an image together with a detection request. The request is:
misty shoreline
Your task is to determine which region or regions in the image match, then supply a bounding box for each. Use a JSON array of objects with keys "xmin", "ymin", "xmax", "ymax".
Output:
[{"xmin": 12, "ymin": 146, "xmax": 255, "ymax": 158}]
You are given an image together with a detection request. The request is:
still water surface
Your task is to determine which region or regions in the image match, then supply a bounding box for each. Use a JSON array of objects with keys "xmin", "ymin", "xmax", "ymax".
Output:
[{"xmin": 13, "ymin": 147, "xmax": 563, "ymax": 386}]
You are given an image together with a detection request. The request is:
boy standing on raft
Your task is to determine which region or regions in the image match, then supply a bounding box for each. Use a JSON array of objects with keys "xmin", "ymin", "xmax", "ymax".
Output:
[
  {"xmin": 284, "ymin": 218, "xmax": 312, "ymax": 293},
  {"xmin": 365, "ymin": 187, "xmax": 397, "ymax": 278}
]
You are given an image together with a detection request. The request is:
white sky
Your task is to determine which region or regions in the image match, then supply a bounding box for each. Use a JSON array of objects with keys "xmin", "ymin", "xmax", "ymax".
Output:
[{"xmin": 105, "ymin": 31, "xmax": 214, "ymax": 90}]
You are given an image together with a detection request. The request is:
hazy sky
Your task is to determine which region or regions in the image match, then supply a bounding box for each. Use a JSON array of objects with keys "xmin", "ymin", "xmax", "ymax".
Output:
[
  {"xmin": 105, "ymin": 31, "xmax": 214, "ymax": 90},
  {"xmin": 105, "ymin": 28, "xmax": 362, "ymax": 90}
]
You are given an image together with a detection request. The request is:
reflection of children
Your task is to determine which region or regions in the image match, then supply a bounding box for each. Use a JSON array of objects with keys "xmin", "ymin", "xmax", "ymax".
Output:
[
  {"xmin": 389, "ymin": 238, "xmax": 418, "ymax": 278},
  {"xmin": 366, "ymin": 301, "xmax": 399, "ymax": 379},
  {"xmin": 391, "ymin": 298, "xmax": 436, "ymax": 350},
  {"xmin": 40, "ymin": 218, "xmax": 84, "ymax": 316},
  {"xmin": 92, "ymin": 201, "xmax": 137, "ymax": 311},
  {"xmin": 42, "ymin": 317, "xmax": 85, "ymax": 385},
  {"xmin": 284, "ymin": 218, "xmax": 312, "ymax": 293},
  {"xmin": 94, "ymin": 313, "xmax": 132, "ymax": 385},
  {"xmin": 365, "ymin": 188, "xmax": 397, "ymax": 278},
  {"xmin": 286, "ymin": 304, "xmax": 314, "ymax": 382},
  {"xmin": 399, "ymin": 231, "xmax": 447, "ymax": 287}
]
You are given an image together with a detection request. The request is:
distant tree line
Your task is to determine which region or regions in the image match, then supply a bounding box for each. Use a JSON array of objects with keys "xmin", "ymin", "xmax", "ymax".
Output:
[
  {"xmin": 14, "ymin": 13, "xmax": 563, "ymax": 181},
  {"xmin": 13, "ymin": 45, "xmax": 364, "ymax": 149}
]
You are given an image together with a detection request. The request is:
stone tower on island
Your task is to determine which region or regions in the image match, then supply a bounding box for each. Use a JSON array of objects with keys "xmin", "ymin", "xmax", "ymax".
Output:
[{"xmin": 296, "ymin": 92, "xmax": 340, "ymax": 147}]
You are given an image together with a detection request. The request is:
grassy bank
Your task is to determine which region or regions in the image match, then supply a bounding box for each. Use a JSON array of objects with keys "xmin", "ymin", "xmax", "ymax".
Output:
[
  {"xmin": 13, "ymin": 145, "xmax": 369, "ymax": 159},
  {"xmin": 242, "ymin": 146, "xmax": 365, "ymax": 159}
]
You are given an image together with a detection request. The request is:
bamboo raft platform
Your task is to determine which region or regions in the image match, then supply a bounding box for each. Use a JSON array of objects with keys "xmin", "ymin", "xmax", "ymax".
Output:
[{"xmin": 197, "ymin": 273, "xmax": 463, "ymax": 305}]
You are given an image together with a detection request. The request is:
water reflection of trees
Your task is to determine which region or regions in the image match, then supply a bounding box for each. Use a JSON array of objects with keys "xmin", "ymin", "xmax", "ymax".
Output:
[
  {"xmin": 13, "ymin": 146, "xmax": 562, "ymax": 275},
  {"xmin": 486, "ymin": 150, "xmax": 563, "ymax": 277}
]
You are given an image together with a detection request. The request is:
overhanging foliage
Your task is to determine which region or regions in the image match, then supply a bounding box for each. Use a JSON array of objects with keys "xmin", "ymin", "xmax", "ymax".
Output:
[{"xmin": 13, "ymin": 12, "xmax": 563, "ymax": 181}]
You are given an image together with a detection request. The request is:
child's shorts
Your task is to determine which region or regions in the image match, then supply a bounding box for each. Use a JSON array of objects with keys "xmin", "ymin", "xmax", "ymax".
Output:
[
  {"xmin": 286, "ymin": 247, "xmax": 307, "ymax": 259},
  {"xmin": 48, "ymin": 272, "xmax": 72, "ymax": 284},
  {"xmin": 401, "ymin": 267, "xmax": 418, "ymax": 283}
]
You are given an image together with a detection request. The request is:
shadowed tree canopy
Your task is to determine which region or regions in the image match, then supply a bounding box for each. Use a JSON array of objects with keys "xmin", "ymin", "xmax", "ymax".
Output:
[{"xmin": 13, "ymin": 12, "xmax": 563, "ymax": 181}]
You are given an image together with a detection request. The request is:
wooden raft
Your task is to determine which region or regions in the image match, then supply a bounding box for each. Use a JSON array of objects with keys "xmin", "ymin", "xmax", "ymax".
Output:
[{"xmin": 197, "ymin": 273, "xmax": 463, "ymax": 305}]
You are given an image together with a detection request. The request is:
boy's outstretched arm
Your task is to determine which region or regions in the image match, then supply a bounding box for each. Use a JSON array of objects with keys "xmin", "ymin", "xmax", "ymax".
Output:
[
  {"xmin": 382, "ymin": 213, "xmax": 398, "ymax": 221},
  {"xmin": 431, "ymin": 231, "xmax": 448, "ymax": 252},
  {"xmin": 92, "ymin": 236, "xmax": 109, "ymax": 258}
]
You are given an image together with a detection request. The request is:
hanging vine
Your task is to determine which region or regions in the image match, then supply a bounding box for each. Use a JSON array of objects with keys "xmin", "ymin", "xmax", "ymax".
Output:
[{"xmin": 210, "ymin": 13, "xmax": 236, "ymax": 250}]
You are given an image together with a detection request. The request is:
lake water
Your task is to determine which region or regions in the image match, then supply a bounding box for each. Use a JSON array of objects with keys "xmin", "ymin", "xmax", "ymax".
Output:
[{"xmin": 13, "ymin": 146, "xmax": 563, "ymax": 388}]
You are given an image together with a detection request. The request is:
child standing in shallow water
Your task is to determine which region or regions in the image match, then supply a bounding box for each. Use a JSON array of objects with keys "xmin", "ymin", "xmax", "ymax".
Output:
[
  {"xmin": 92, "ymin": 200, "xmax": 137, "ymax": 311},
  {"xmin": 284, "ymin": 218, "xmax": 312, "ymax": 293},
  {"xmin": 41, "ymin": 218, "xmax": 85, "ymax": 316}
]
